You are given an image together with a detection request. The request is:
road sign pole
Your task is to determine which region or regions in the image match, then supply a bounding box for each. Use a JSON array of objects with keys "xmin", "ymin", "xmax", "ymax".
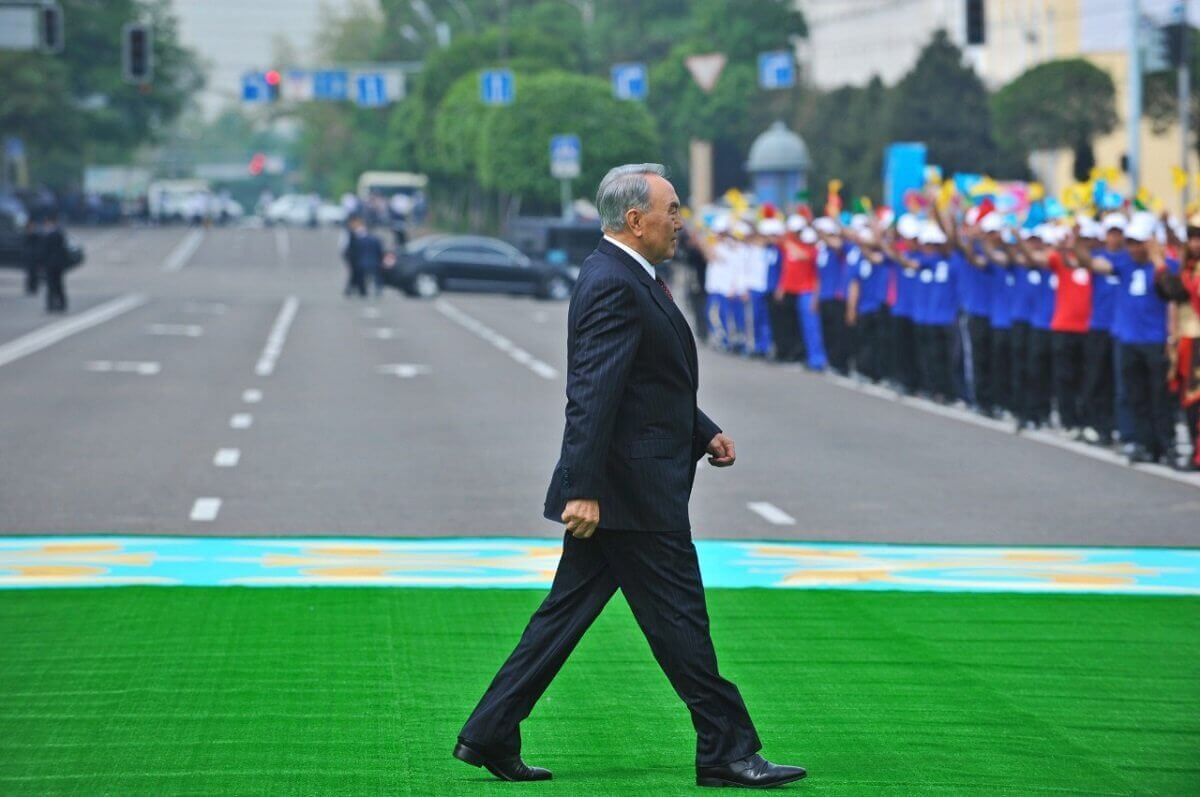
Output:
[
  {"xmin": 1178, "ymin": 0, "xmax": 1191, "ymax": 211},
  {"xmin": 561, "ymin": 178, "xmax": 573, "ymax": 220}
]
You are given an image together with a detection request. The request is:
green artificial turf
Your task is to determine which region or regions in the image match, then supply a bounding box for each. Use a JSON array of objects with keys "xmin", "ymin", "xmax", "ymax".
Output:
[{"xmin": 0, "ymin": 588, "xmax": 1197, "ymax": 796}]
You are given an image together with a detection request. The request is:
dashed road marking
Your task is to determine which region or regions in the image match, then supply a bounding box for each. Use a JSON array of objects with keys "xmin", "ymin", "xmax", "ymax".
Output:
[
  {"xmin": 377, "ymin": 363, "xmax": 430, "ymax": 378},
  {"xmin": 229, "ymin": 413, "xmax": 253, "ymax": 429},
  {"xmin": 146, "ymin": 323, "xmax": 203, "ymax": 337},
  {"xmin": 365, "ymin": 327, "xmax": 400, "ymax": 339},
  {"xmin": 747, "ymin": 502, "xmax": 796, "ymax": 525},
  {"xmin": 85, "ymin": 360, "xmax": 161, "ymax": 376},
  {"xmin": 162, "ymin": 229, "xmax": 205, "ymax": 272},
  {"xmin": 255, "ymin": 296, "xmax": 299, "ymax": 376},
  {"xmin": 189, "ymin": 498, "xmax": 222, "ymax": 522},
  {"xmin": 242, "ymin": 389, "xmax": 263, "ymax": 403},
  {"xmin": 213, "ymin": 448, "xmax": 241, "ymax": 467},
  {"xmin": 435, "ymin": 300, "xmax": 559, "ymax": 380}
]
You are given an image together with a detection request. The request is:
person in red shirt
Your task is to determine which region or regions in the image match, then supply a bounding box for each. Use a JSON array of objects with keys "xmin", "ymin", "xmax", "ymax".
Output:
[
  {"xmin": 1048, "ymin": 235, "xmax": 1093, "ymax": 434},
  {"xmin": 777, "ymin": 219, "xmax": 826, "ymax": 369}
]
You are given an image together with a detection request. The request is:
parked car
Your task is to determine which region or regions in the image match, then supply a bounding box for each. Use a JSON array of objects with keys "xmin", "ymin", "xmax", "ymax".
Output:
[
  {"xmin": 385, "ymin": 234, "xmax": 575, "ymax": 300},
  {"xmin": 264, "ymin": 194, "xmax": 345, "ymax": 226}
]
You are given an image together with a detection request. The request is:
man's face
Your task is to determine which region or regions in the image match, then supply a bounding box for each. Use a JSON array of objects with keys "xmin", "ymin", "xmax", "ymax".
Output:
[
  {"xmin": 1128, "ymin": 239, "xmax": 1148, "ymax": 261},
  {"xmin": 1187, "ymin": 232, "xmax": 1200, "ymax": 258},
  {"xmin": 631, "ymin": 175, "xmax": 682, "ymax": 263},
  {"xmin": 1105, "ymin": 229, "xmax": 1124, "ymax": 250}
]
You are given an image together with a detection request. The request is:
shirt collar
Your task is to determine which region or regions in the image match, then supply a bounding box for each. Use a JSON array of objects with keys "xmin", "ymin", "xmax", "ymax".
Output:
[{"xmin": 603, "ymin": 234, "xmax": 656, "ymax": 279}]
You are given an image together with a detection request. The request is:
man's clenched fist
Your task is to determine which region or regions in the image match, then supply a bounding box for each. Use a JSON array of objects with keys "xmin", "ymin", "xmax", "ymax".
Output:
[{"xmin": 562, "ymin": 499, "xmax": 600, "ymax": 539}]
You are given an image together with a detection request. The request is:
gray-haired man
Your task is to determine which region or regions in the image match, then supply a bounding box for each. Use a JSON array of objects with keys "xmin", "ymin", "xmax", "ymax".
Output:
[{"xmin": 454, "ymin": 164, "xmax": 806, "ymax": 789}]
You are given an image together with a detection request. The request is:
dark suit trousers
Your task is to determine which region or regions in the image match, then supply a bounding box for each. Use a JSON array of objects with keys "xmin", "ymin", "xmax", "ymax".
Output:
[{"xmin": 459, "ymin": 528, "xmax": 762, "ymax": 767}]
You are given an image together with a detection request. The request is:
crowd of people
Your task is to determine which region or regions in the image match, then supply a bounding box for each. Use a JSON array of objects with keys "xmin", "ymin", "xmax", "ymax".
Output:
[{"xmin": 675, "ymin": 203, "xmax": 1200, "ymax": 471}]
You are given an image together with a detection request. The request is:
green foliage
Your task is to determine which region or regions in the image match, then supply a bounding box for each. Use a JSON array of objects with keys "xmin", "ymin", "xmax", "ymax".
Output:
[
  {"xmin": 687, "ymin": 0, "xmax": 806, "ymax": 62},
  {"xmin": 477, "ymin": 71, "xmax": 660, "ymax": 205},
  {"xmin": 0, "ymin": 0, "xmax": 202, "ymax": 187},
  {"xmin": 991, "ymin": 58, "xmax": 1117, "ymax": 153},
  {"xmin": 887, "ymin": 30, "xmax": 999, "ymax": 177}
]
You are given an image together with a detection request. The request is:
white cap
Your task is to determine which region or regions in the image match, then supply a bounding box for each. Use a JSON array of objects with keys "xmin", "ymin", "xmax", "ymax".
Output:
[
  {"xmin": 850, "ymin": 213, "xmax": 869, "ymax": 230},
  {"xmin": 733, "ymin": 220, "xmax": 754, "ymax": 238},
  {"xmin": 1078, "ymin": 218, "xmax": 1103, "ymax": 239},
  {"xmin": 785, "ymin": 214, "xmax": 807, "ymax": 232},
  {"xmin": 857, "ymin": 228, "xmax": 876, "ymax": 245},
  {"xmin": 965, "ymin": 206, "xmax": 982, "ymax": 226},
  {"xmin": 1124, "ymin": 212, "xmax": 1157, "ymax": 242},
  {"xmin": 710, "ymin": 215, "xmax": 730, "ymax": 234},
  {"xmin": 917, "ymin": 222, "xmax": 947, "ymax": 245},
  {"xmin": 980, "ymin": 214, "xmax": 1005, "ymax": 233},
  {"xmin": 757, "ymin": 218, "xmax": 785, "ymax": 236},
  {"xmin": 896, "ymin": 214, "xmax": 921, "ymax": 240},
  {"xmin": 1101, "ymin": 212, "xmax": 1127, "ymax": 232},
  {"xmin": 813, "ymin": 216, "xmax": 839, "ymax": 234},
  {"xmin": 800, "ymin": 228, "xmax": 818, "ymax": 244}
]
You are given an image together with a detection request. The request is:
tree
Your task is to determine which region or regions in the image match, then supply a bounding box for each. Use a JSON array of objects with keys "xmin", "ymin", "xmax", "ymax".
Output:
[
  {"xmin": 0, "ymin": 0, "xmax": 202, "ymax": 187},
  {"xmin": 992, "ymin": 58, "xmax": 1117, "ymax": 182},
  {"xmin": 478, "ymin": 71, "xmax": 660, "ymax": 209},
  {"xmin": 797, "ymin": 77, "xmax": 889, "ymax": 204},
  {"xmin": 1145, "ymin": 28, "xmax": 1200, "ymax": 162},
  {"xmin": 887, "ymin": 30, "xmax": 998, "ymax": 177}
]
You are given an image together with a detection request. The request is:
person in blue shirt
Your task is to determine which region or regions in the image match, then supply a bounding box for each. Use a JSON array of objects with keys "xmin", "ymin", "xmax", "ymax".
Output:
[
  {"xmin": 1077, "ymin": 213, "xmax": 1179, "ymax": 464},
  {"xmin": 884, "ymin": 215, "xmax": 922, "ymax": 394},
  {"xmin": 814, "ymin": 219, "xmax": 852, "ymax": 375},
  {"xmin": 1077, "ymin": 216, "xmax": 1124, "ymax": 446},
  {"xmin": 940, "ymin": 210, "xmax": 1002, "ymax": 415},
  {"xmin": 887, "ymin": 222, "xmax": 958, "ymax": 402},
  {"xmin": 846, "ymin": 228, "xmax": 891, "ymax": 383},
  {"xmin": 976, "ymin": 223, "xmax": 1020, "ymax": 419},
  {"xmin": 1014, "ymin": 228, "xmax": 1059, "ymax": 430}
]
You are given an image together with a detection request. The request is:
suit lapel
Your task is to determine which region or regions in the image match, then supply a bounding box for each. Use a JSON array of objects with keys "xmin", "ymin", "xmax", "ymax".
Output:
[{"xmin": 597, "ymin": 239, "xmax": 699, "ymax": 387}]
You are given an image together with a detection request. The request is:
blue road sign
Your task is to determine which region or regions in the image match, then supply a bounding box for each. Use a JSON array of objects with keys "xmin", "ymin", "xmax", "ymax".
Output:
[
  {"xmin": 313, "ymin": 70, "xmax": 349, "ymax": 101},
  {"xmin": 241, "ymin": 72, "xmax": 268, "ymax": 103},
  {"xmin": 480, "ymin": 69, "xmax": 515, "ymax": 105},
  {"xmin": 757, "ymin": 51, "xmax": 795, "ymax": 90},
  {"xmin": 611, "ymin": 63, "xmax": 647, "ymax": 101},
  {"xmin": 550, "ymin": 134, "xmax": 581, "ymax": 179},
  {"xmin": 355, "ymin": 72, "xmax": 387, "ymax": 107}
]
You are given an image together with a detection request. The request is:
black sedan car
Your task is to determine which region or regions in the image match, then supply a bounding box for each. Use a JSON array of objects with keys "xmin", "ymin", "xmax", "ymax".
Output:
[{"xmin": 385, "ymin": 234, "xmax": 576, "ymax": 300}]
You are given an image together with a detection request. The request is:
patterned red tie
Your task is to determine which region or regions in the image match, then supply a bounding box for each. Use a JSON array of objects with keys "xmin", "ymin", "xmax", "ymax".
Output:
[{"xmin": 656, "ymin": 275, "xmax": 674, "ymax": 303}]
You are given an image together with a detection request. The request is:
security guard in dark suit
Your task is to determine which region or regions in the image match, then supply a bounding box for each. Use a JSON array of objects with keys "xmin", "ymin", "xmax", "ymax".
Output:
[
  {"xmin": 456, "ymin": 164, "xmax": 806, "ymax": 789},
  {"xmin": 23, "ymin": 218, "xmax": 42, "ymax": 296},
  {"xmin": 41, "ymin": 213, "xmax": 69, "ymax": 313}
]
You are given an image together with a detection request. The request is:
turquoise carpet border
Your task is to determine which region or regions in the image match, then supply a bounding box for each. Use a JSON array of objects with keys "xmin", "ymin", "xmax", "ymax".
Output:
[{"xmin": 2, "ymin": 536, "xmax": 1198, "ymax": 595}]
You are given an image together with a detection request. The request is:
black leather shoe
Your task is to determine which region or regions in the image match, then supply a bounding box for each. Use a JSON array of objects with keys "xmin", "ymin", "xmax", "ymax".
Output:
[
  {"xmin": 453, "ymin": 740, "xmax": 552, "ymax": 782},
  {"xmin": 697, "ymin": 753, "xmax": 806, "ymax": 788}
]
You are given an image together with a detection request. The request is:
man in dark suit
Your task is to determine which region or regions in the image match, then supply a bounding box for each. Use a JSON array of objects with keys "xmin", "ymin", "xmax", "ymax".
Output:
[
  {"xmin": 455, "ymin": 164, "xmax": 806, "ymax": 789},
  {"xmin": 41, "ymin": 213, "xmax": 70, "ymax": 314}
]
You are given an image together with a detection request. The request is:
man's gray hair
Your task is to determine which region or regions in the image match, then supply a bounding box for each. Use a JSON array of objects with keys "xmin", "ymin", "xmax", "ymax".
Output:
[{"xmin": 596, "ymin": 163, "xmax": 667, "ymax": 233}]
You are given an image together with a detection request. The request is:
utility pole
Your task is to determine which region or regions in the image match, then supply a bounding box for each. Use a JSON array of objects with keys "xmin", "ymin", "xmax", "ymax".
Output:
[
  {"xmin": 1128, "ymin": 0, "xmax": 1143, "ymax": 193},
  {"xmin": 1178, "ymin": 0, "xmax": 1191, "ymax": 211}
]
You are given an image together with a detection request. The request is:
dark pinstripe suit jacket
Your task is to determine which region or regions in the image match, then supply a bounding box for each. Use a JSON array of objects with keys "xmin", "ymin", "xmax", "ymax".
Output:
[{"xmin": 543, "ymin": 238, "xmax": 722, "ymax": 532}]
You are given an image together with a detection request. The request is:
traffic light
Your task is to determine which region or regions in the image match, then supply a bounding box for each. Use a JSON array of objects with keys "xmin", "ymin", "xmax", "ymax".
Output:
[
  {"xmin": 1164, "ymin": 23, "xmax": 1190, "ymax": 69},
  {"xmin": 39, "ymin": 3, "xmax": 63, "ymax": 54},
  {"xmin": 123, "ymin": 23, "xmax": 153, "ymax": 84},
  {"xmin": 265, "ymin": 69, "xmax": 281, "ymax": 102},
  {"xmin": 965, "ymin": 0, "xmax": 985, "ymax": 46}
]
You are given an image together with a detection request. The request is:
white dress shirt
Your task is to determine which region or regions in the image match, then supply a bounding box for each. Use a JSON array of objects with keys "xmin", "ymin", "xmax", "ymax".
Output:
[{"xmin": 603, "ymin": 234, "xmax": 656, "ymax": 280}]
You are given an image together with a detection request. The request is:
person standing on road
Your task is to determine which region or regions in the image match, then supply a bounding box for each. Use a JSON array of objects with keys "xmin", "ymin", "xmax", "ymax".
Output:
[
  {"xmin": 456, "ymin": 164, "xmax": 807, "ymax": 789},
  {"xmin": 341, "ymin": 216, "xmax": 384, "ymax": 298},
  {"xmin": 22, "ymin": 217, "xmax": 42, "ymax": 297},
  {"xmin": 40, "ymin": 213, "xmax": 70, "ymax": 314}
]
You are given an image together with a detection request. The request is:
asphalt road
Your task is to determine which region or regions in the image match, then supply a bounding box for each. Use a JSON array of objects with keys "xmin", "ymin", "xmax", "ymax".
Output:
[{"xmin": 1, "ymin": 224, "xmax": 1196, "ymax": 546}]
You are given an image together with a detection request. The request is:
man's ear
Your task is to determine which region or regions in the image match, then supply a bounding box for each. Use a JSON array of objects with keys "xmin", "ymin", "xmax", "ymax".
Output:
[{"xmin": 626, "ymin": 209, "xmax": 642, "ymax": 237}]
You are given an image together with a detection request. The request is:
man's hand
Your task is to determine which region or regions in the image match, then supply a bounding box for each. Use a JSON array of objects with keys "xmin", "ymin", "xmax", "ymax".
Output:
[
  {"xmin": 706, "ymin": 432, "xmax": 736, "ymax": 467},
  {"xmin": 562, "ymin": 499, "xmax": 600, "ymax": 539}
]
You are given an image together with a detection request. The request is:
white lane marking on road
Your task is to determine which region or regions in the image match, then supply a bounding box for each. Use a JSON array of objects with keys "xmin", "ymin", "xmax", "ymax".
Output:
[
  {"xmin": 230, "ymin": 413, "xmax": 253, "ymax": 429},
  {"xmin": 162, "ymin": 229, "xmax": 205, "ymax": 272},
  {"xmin": 0, "ymin": 294, "xmax": 147, "ymax": 369},
  {"xmin": 361, "ymin": 307, "xmax": 382, "ymax": 319},
  {"xmin": 435, "ymin": 300, "xmax": 559, "ymax": 380},
  {"xmin": 85, "ymin": 360, "xmax": 161, "ymax": 375},
  {"xmin": 242, "ymin": 388, "xmax": 263, "ymax": 403},
  {"xmin": 823, "ymin": 374, "xmax": 1200, "ymax": 489},
  {"xmin": 274, "ymin": 227, "xmax": 290, "ymax": 262},
  {"xmin": 377, "ymin": 363, "xmax": 430, "ymax": 378},
  {"xmin": 146, "ymin": 323, "xmax": 203, "ymax": 337},
  {"xmin": 365, "ymin": 327, "xmax": 399, "ymax": 339},
  {"xmin": 254, "ymin": 296, "xmax": 299, "ymax": 376},
  {"xmin": 747, "ymin": 502, "xmax": 796, "ymax": 525},
  {"xmin": 183, "ymin": 302, "xmax": 227, "ymax": 315},
  {"xmin": 189, "ymin": 498, "xmax": 222, "ymax": 522},
  {"xmin": 213, "ymin": 448, "xmax": 241, "ymax": 467}
]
